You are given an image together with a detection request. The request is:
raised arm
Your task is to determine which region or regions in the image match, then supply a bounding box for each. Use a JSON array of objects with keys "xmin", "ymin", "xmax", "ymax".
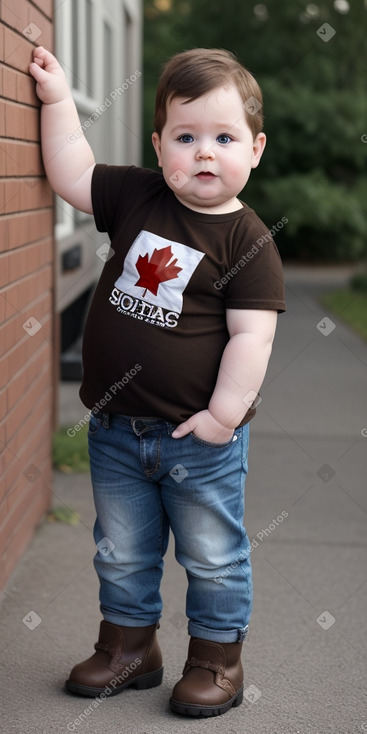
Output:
[
  {"xmin": 29, "ymin": 46, "xmax": 95, "ymax": 213},
  {"xmin": 172, "ymin": 309, "xmax": 277, "ymax": 443}
]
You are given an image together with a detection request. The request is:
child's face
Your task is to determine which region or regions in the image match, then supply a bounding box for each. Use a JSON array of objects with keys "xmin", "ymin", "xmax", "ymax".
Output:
[{"xmin": 152, "ymin": 85, "xmax": 266, "ymax": 214}]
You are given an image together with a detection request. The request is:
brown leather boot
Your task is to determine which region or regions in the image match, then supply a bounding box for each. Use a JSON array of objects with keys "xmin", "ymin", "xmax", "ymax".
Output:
[
  {"xmin": 170, "ymin": 637, "xmax": 244, "ymax": 716},
  {"xmin": 65, "ymin": 621, "xmax": 163, "ymax": 697}
]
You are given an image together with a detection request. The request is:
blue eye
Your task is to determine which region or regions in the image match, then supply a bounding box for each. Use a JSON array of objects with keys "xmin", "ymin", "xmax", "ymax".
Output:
[
  {"xmin": 178, "ymin": 134, "xmax": 194, "ymax": 143},
  {"xmin": 216, "ymin": 134, "xmax": 232, "ymax": 144}
]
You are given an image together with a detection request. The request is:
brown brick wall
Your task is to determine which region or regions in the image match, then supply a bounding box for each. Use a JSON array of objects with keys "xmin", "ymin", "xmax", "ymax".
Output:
[{"xmin": 0, "ymin": 0, "xmax": 55, "ymax": 588}]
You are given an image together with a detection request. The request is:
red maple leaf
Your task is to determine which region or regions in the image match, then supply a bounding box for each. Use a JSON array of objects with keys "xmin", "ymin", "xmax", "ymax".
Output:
[{"xmin": 134, "ymin": 246, "xmax": 182, "ymax": 298}]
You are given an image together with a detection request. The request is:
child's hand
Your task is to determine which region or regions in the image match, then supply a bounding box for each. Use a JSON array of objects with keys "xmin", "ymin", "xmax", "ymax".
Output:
[
  {"xmin": 171, "ymin": 410, "xmax": 235, "ymax": 444},
  {"xmin": 29, "ymin": 46, "xmax": 71, "ymax": 104}
]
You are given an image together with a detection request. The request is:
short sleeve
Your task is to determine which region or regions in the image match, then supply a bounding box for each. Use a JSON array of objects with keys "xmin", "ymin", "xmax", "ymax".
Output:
[
  {"xmin": 91, "ymin": 164, "xmax": 133, "ymax": 237},
  {"xmin": 91, "ymin": 164, "xmax": 166, "ymax": 241},
  {"xmin": 224, "ymin": 213, "xmax": 286, "ymax": 312}
]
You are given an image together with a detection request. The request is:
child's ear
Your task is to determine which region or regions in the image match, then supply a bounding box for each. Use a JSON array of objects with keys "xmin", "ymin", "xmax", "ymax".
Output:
[
  {"xmin": 152, "ymin": 132, "xmax": 163, "ymax": 167},
  {"xmin": 251, "ymin": 132, "xmax": 266, "ymax": 169}
]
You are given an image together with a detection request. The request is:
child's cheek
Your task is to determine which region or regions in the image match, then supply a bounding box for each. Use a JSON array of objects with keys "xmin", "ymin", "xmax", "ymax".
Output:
[
  {"xmin": 164, "ymin": 152, "xmax": 190, "ymax": 179},
  {"xmin": 228, "ymin": 159, "xmax": 251, "ymax": 183}
]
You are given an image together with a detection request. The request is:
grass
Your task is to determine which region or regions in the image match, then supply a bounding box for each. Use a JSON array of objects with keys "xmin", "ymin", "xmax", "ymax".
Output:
[
  {"xmin": 53, "ymin": 423, "xmax": 90, "ymax": 473},
  {"xmin": 320, "ymin": 288, "xmax": 367, "ymax": 342}
]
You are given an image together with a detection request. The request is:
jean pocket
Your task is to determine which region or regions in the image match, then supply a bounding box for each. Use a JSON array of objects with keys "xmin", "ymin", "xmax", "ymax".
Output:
[
  {"xmin": 88, "ymin": 413, "xmax": 100, "ymax": 437},
  {"xmin": 189, "ymin": 431, "xmax": 237, "ymax": 448}
]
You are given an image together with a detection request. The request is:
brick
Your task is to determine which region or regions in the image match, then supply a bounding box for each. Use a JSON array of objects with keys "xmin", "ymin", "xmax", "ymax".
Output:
[
  {"xmin": 0, "ymin": 139, "xmax": 42, "ymax": 177},
  {"xmin": 4, "ymin": 100, "xmax": 25, "ymax": 139},
  {"xmin": 0, "ymin": 215, "xmax": 8, "ymax": 255},
  {"xmin": 2, "ymin": 180, "xmax": 18, "ymax": 213},
  {"xmin": 0, "ymin": 453, "xmax": 7, "ymax": 490},
  {"xmin": 7, "ymin": 343, "xmax": 50, "ymax": 409},
  {"xmin": 0, "ymin": 294, "xmax": 5, "ymax": 322},
  {"xmin": 3, "ymin": 25, "xmax": 33, "ymax": 74},
  {"xmin": 7, "ymin": 249, "xmax": 26, "ymax": 284},
  {"xmin": 2, "ymin": 268, "xmax": 53, "ymax": 317},
  {"xmin": 0, "ymin": 318, "xmax": 5, "ymax": 356},
  {"xmin": 0, "ymin": 352, "xmax": 8, "ymax": 390},
  {"xmin": 24, "ymin": 311, "xmax": 52, "ymax": 359},
  {"xmin": 10, "ymin": 213, "xmax": 32, "ymax": 250},
  {"xmin": 5, "ymin": 365, "xmax": 52, "ymax": 442},
  {"xmin": 7, "ymin": 237, "xmax": 52, "ymax": 283},
  {"xmin": 1, "ymin": 2, "xmax": 29, "ymax": 37},
  {"xmin": 1, "ymin": 391, "xmax": 51, "ymax": 478},
  {"xmin": 0, "ymin": 417, "xmax": 5, "ymax": 451},
  {"xmin": 21, "ymin": 177, "xmax": 51, "ymax": 210},
  {"xmin": 17, "ymin": 68, "xmax": 39, "ymax": 106},
  {"xmin": 0, "ymin": 284, "xmax": 18, "ymax": 321},
  {"xmin": 0, "ymin": 476, "xmax": 34, "ymax": 546},
  {"xmin": 1, "ymin": 63, "xmax": 18, "ymax": 100},
  {"xmin": 1, "ymin": 408, "xmax": 52, "ymax": 502},
  {"xmin": 0, "ymin": 387, "xmax": 6, "ymax": 422},
  {"xmin": 31, "ymin": 0, "xmax": 53, "ymax": 20},
  {"xmin": 2, "ymin": 178, "xmax": 19, "ymax": 213},
  {"xmin": 4, "ymin": 99, "xmax": 40, "ymax": 142},
  {"xmin": 0, "ymin": 179, "xmax": 4, "ymax": 213},
  {"xmin": 3, "ymin": 177, "xmax": 52, "ymax": 214},
  {"xmin": 0, "ymin": 251, "xmax": 9, "ymax": 288},
  {"xmin": 16, "ymin": 419, "xmax": 52, "ymax": 481},
  {"xmin": 2, "ymin": 0, "xmax": 53, "ymax": 50},
  {"xmin": 0, "ymin": 99, "xmax": 5, "ymax": 136},
  {"xmin": 7, "ymin": 328, "xmax": 52, "ymax": 390},
  {"xmin": 0, "ymin": 23, "xmax": 4, "ymax": 62},
  {"xmin": 5, "ymin": 209, "xmax": 52, "ymax": 251},
  {"xmin": 12, "ymin": 313, "xmax": 52, "ymax": 371},
  {"xmin": 5, "ymin": 339, "xmax": 28, "ymax": 378},
  {"xmin": 0, "ymin": 494, "xmax": 8, "ymax": 530},
  {"xmin": 29, "ymin": 208, "xmax": 54, "ymax": 242},
  {"xmin": 2, "ymin": 434, "xmax": 52, "ymax": 508},
  {"xmin": 3, "ymin": 304, "xmax": 41, "ymax": 353},
  {"xmin": 5, "ymin": 315, "xmax": 51, "ymax": 382},
  {"xmin": 27, "ymin": 4, "xmax": 53, "ymax": 49}
]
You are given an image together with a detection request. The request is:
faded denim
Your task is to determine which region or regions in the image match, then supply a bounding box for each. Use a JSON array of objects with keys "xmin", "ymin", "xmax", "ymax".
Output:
[{"xmin": 88, "ymin": 412, "xmax": 252, "ymax": 643}]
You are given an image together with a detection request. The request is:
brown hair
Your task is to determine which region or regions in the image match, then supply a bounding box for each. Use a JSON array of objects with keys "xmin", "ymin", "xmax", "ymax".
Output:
[{"xmin": 153, "ymin": 48, "xmax": 263, "ymax": 140}]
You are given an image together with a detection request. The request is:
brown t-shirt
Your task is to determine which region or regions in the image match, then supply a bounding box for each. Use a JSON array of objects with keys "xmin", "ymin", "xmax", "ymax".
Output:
[{"xmin": 79, "ymin": 164, "xmax": 286, "ymax": 426}]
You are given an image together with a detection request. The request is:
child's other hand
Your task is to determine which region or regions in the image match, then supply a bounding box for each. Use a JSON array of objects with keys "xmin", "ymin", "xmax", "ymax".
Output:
[
  {"xmin": 29, "ymin": 46, "xmax": 71, "ymax": 104},
  {"xmin": 171, "ymin": 410, "xmax": 234, "ymax": 444}
]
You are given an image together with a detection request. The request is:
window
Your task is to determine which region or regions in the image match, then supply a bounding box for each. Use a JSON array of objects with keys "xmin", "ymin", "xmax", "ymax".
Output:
[
  {"xmin": 55, "ymin": 0, "xmax": 142, "ymax": 237},
  {"xmin": 86, "ymin": 0, "xmax": 94, "ymax": 96},
  {"xmin": 71, "ymin": 0, "xmax": 95, "ymax": 97}
]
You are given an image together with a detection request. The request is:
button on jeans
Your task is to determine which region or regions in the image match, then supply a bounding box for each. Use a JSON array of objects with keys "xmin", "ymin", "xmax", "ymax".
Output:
[{"xmin": 88, "ymin": 413, "xmax": 252, "ymax": 643}]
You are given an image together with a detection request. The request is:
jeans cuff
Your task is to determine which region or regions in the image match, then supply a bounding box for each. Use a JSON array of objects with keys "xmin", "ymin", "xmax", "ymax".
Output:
[
  {"xmin": 188, "ymin": 622, "xmax": 249, "ymax": 643},
  {"xmin": 102, "ymin": 612, "xmax": 161, "ymax": 627}
]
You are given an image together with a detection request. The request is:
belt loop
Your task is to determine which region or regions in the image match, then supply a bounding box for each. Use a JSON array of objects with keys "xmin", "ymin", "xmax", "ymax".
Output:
[{"xmin": 102, "ymin": 413, "xmax": 110, "ymax": 429}]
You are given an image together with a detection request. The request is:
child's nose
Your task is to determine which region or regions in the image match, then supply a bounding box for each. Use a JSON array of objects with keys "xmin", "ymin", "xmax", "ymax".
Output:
[{"xmin": 195, "ymin": 144, "xmax": 215, "ymax": 160}]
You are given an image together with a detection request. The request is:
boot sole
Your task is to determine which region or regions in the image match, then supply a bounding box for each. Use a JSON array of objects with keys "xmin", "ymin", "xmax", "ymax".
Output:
[
  {"xmin": 169, "ymin": 686, "xmax": 243, "ymax": 717},
  {"xmin": 65, "ymin": 666, "xmax": 163, "ymax": 697}
]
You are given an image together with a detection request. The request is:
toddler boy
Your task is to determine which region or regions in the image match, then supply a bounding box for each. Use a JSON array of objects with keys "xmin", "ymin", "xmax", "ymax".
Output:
[{"xmin": 29, "ymin": 46, "xmax": 285, "ymax": 717}]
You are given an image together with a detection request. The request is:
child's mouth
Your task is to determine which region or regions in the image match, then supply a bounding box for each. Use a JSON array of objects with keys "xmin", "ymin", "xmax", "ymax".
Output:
[{"xmin": 195, "ymin": 172, "xmax": 216, "ymax": 180}]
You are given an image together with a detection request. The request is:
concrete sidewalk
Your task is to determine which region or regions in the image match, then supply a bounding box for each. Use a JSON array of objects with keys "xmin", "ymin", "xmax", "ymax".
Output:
[{"xmin": 1, "ymin": 266, "xmax": 366, "ymax": 734}]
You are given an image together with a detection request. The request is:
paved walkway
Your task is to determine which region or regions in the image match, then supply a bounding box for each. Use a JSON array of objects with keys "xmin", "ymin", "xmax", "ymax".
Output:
[{"xmin": 1, "ymin": 266, "xmax": 366, "ymax": 734}]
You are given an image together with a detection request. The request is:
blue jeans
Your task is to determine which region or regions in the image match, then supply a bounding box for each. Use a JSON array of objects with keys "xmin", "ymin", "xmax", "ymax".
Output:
[{"xmin": 88, "ymin": 413, "xmax": 252, "ymax": 643}]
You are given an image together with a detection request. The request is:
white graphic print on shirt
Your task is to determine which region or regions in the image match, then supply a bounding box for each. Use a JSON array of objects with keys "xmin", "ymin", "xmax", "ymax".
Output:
[{"xmin": 109, "ymin": 230, "xmax": 205, "ymax": 328}]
